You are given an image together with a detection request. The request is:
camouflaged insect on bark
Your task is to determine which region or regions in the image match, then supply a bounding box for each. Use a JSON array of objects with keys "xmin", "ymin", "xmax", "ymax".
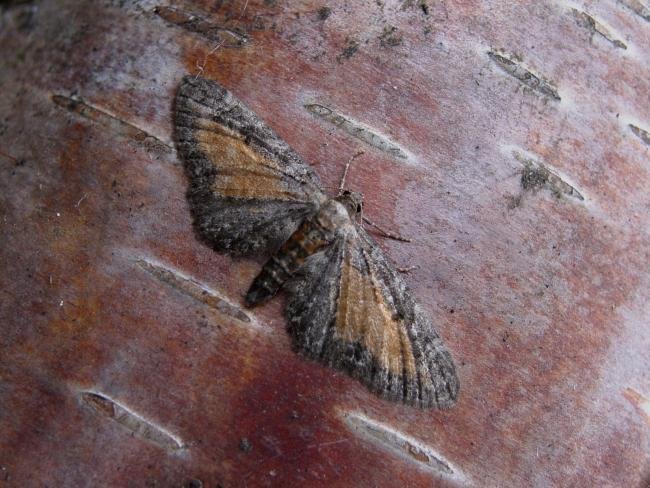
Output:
[{"xmin": 174, "ymin": 75, "xmax": 459, "ymax": 408}]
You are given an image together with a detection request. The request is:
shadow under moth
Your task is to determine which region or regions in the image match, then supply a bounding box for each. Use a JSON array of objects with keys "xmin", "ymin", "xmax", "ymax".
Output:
[{"xmin": 173, "ymin": 75, "xmax": 459, "ymax": 408}]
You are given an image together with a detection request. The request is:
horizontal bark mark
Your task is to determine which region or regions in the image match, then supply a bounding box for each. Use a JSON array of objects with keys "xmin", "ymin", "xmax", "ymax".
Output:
[
  {"xmin": 617, "ymin": 0, "xmax": 650, "ymax": 21},
  {"xmin": 80, "ymin": 391, "xmax": 184, "ymax": 450},
  {"xmin": 153, "ymin": 6, "xmax": 249, "ymax": 47},
  {"xmin": 135, "ymin": 258, "xmax": 252, "ymax": 324},
  {"xmin": 487, "ymin": 51, "xmax": 561, "ymax": 101},
  {"xmin": 343, "ymin": 411, "xmax": 457, "ymax": 477},
  {"xmin": 629, "ymin": 124, "xmax": 650, "ymax": 146},
  {"xmin": 51, "ymin": 94, "xmax": 172, "ymax": 154},
  {"xmin": 514, "ymin": 151, "xmax": 585, "ymax": 201},
  {"xmin": 572, "ymin": 9, "xmax": 627, "ymax": 49},
  {"xmin": 305, "ymin": 103, "xmax": 410, "ymax": 161}
]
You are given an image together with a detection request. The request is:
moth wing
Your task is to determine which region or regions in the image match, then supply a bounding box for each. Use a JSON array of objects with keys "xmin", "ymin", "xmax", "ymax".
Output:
[
  {"xmin": 286, "ymin": 226, "xmax": 459, "ymax": 408},
  {"xmin": 174, "ymin": 75, "xmax": 327, "ymax": 256}
]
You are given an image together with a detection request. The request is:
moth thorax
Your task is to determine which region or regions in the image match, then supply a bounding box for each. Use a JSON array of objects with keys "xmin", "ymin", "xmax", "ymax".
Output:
[{"xmin": 335, "ymin": 190, "xmax": 364, "ymax": 216}]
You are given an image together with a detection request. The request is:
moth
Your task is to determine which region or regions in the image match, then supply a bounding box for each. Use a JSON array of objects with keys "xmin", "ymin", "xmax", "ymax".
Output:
[{"xmin": 173, "ymin": 75, "xmax": 459, "ymax": 408}]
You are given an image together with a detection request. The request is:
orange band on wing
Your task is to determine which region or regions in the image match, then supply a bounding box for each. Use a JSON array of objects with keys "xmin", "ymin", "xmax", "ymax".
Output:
[
  {"xmin": 194, "ymin": 119, "xmax": 300, "ymax": 201},
  {"xmin": 335, "ymin": 256, "xmax": 417, "ymax": 378}
]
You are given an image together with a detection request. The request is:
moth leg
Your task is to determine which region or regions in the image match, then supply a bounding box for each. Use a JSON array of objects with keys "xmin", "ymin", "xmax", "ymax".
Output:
[
  {"xmin": 396, "ymin": 265, "xmax": 420, "ymax": 273},
  {"xmin": 361, "ymin": 216, "xmax": 411, "ymax": 243}
]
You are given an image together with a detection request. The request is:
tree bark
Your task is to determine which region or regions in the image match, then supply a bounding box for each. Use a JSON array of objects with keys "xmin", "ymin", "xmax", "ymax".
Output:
[{"xmin": 1, "ymin": 0, "xmax": 648, "ymax": 486}]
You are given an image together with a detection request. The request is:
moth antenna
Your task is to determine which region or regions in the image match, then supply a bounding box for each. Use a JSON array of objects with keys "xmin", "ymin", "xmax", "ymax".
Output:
[
  {"xmin": 362, "ymin": 216, "xmax": 411, "ymax": 242},
  {"xmin": 238, "ymin": 0, "xmax": 249, "ymax": 19},
  {"xmin": 338, "ymin": 150, "xmax": 365, "ymax": 194},
  {"xmin": 194, "ymin": 41, "xmax": 225, "ymax": 80}
]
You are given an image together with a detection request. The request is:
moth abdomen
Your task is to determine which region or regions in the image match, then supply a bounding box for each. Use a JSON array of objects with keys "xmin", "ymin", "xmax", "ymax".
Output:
[
  {"xmin": 245, "ymin": 216, "xmax": 332, "ymax": 307},
  {"xmin": 245, "ymin": 256, "xmax": 290, "ymax": 306}
]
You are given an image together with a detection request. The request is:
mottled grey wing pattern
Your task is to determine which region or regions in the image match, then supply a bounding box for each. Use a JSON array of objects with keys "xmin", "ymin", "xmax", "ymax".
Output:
[
  {"xmin": 174, "ymin": 76, "xmax": 327, "ymax": 256},
  {"xmin": 285, "ymin": 225, "xmax": 459, "ymax": 408}
]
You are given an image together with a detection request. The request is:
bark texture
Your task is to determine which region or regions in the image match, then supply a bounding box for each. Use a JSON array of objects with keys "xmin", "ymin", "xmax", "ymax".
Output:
[{"xmin": 1, "ymin": 1, "xmax": 649, "ymax": 487}]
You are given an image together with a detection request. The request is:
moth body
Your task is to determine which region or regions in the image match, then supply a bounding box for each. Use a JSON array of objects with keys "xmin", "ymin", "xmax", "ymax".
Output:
[
  {"xmin": 246, "ymin": 197, "xmax": 358, "ymax": 306},
  {"xmin": 174, "ymin": 75, "xmax": 459, "ymax": 408}
]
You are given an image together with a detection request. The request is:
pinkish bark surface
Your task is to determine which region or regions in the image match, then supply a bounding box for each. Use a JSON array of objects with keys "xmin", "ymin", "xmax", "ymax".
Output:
[{"xmin": 1, "ymin": 1, "xmax": 648, "ymax": 487}]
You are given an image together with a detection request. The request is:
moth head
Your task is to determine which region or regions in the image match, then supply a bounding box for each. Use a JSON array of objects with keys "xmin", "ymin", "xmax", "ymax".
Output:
[{"xmin": 336, "ymin": 190, "xmax": 364, "ymax": 216}]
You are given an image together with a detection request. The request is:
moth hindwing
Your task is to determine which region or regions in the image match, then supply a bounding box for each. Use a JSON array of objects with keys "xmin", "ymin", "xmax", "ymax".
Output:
[{"xmin": 174, "ymin": 75, "xmax": 459, "ymax": 408}]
